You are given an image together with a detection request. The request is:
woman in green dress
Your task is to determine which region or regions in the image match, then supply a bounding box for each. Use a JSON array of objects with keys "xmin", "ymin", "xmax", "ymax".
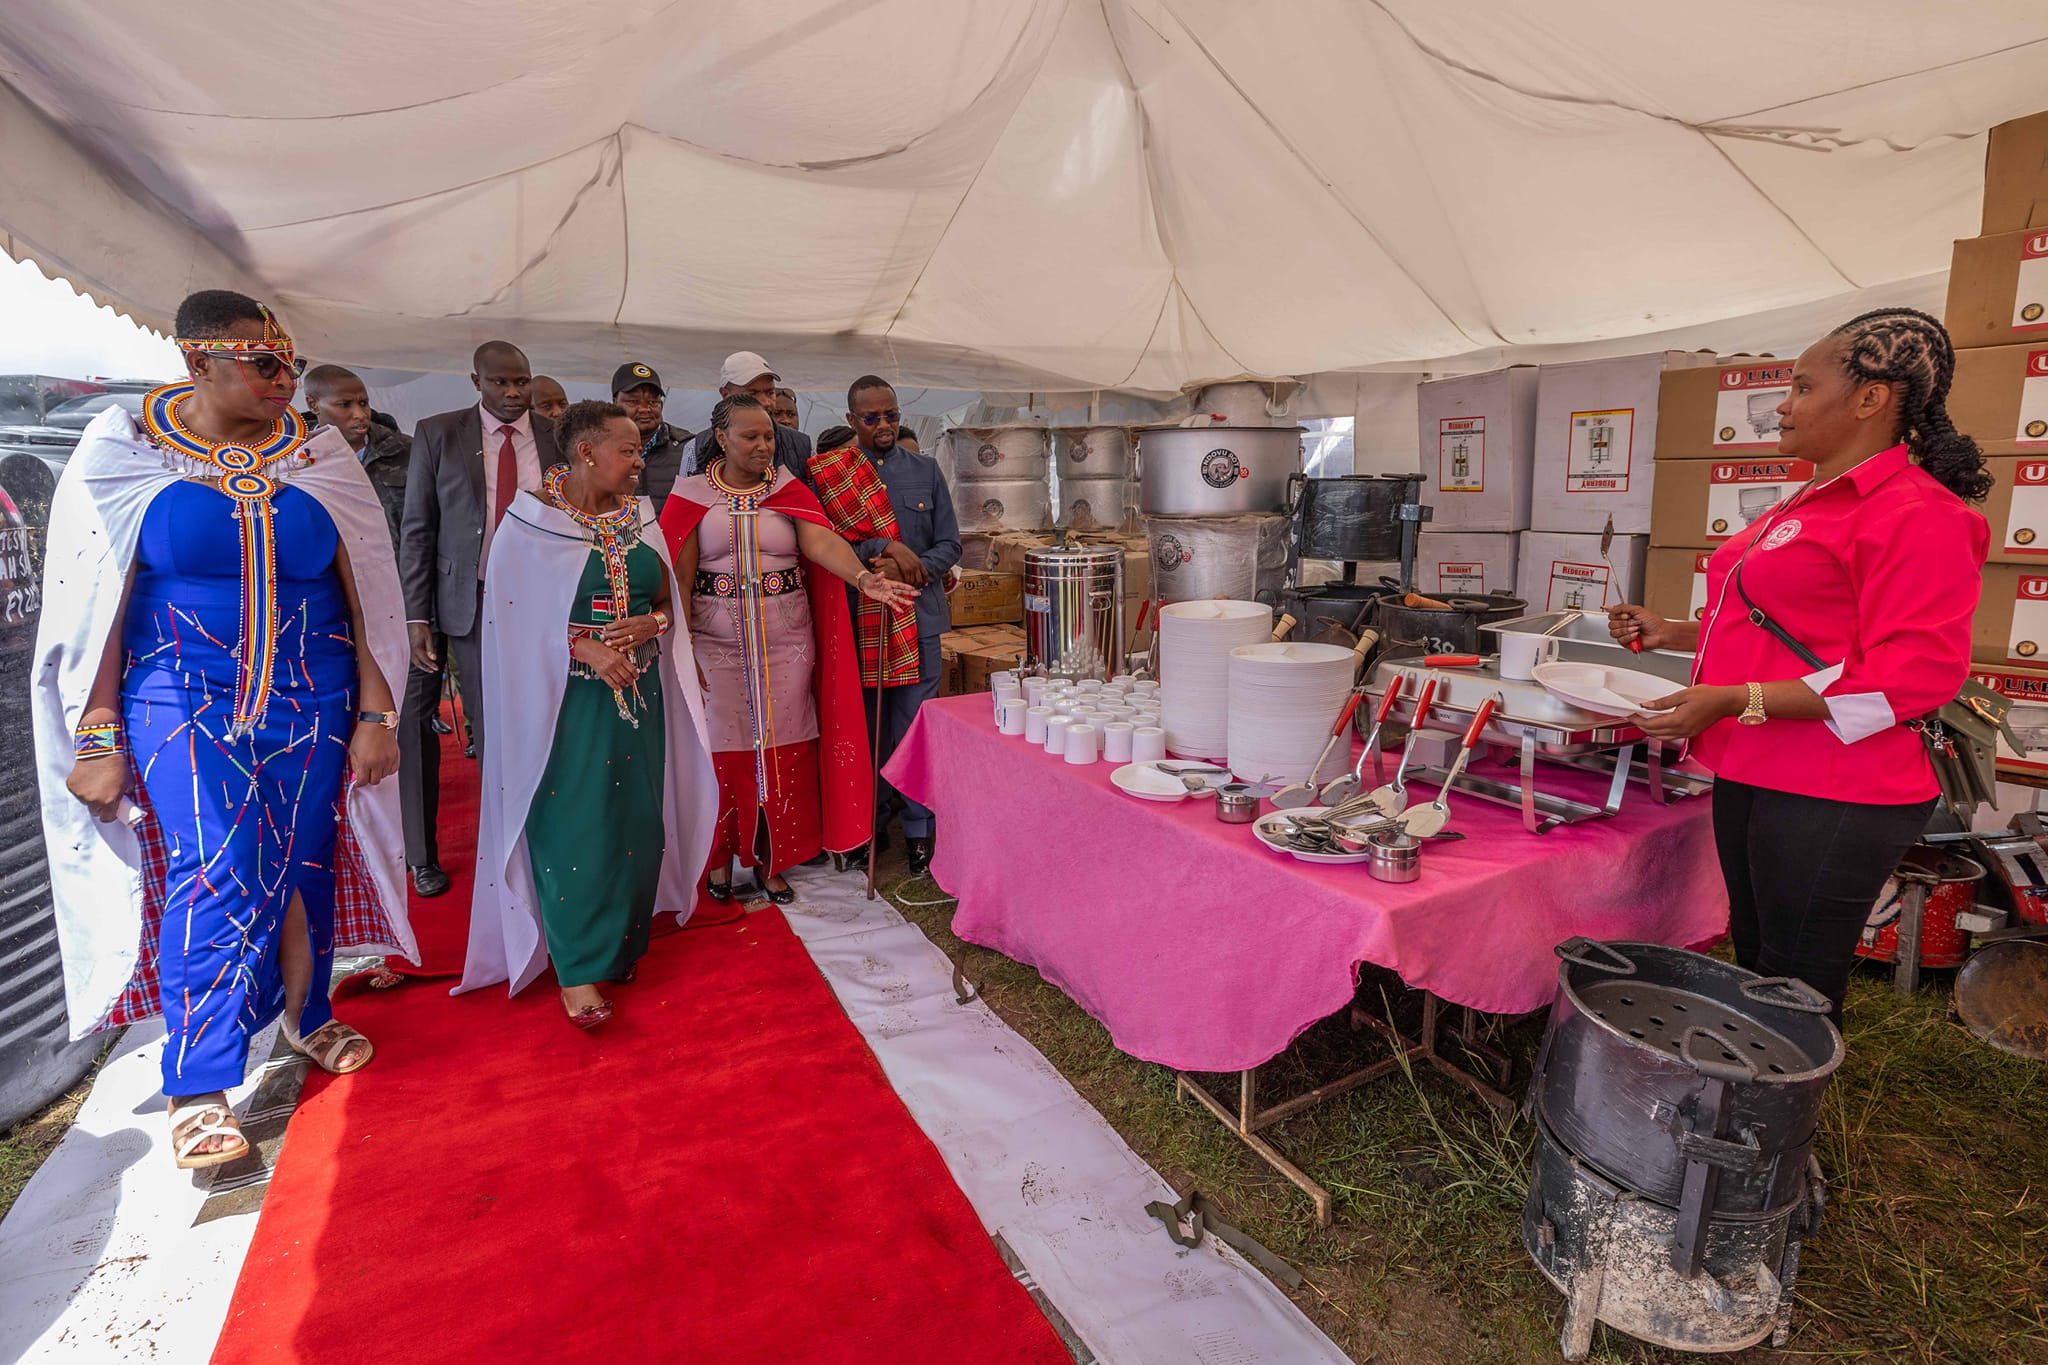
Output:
[{"xmin": 458, "ymin": 401, "xmax": 719, "ymax": 1028}]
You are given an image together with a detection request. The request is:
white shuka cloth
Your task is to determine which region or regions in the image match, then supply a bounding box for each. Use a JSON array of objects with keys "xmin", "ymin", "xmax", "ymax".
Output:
[
  {"xmin": 456, "ymin": 491, "xmax": 719, "ymax": 996},
  {"xmin": 32, "ymin": 405, "xmax": 416, "ymax": 1040}
]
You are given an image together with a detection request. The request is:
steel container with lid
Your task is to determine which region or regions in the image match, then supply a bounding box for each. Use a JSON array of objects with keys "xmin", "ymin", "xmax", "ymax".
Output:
[
  {"xmin": 944, "ymin": 425, "xmax": 1050, "ymax": 483},
  {"xmin": 1137, "ymin": 427, "xmax": 1301, "ymax": 515},
  {"xmin": 1022, "ymin": 542, "xmax": 1125, "ymax": 681}
]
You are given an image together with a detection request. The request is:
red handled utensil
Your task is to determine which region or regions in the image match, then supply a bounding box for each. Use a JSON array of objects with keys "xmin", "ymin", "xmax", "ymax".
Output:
[
  {"xmin": 1271, "ymin": 690, "xmax": 1365, "ymax": 809},
  {"xmin": 1366, "ymin": 674, "xmax": 1439, "ymax": 816},
  {"xmin": 1398, "ymin": 694, "xmax": 1499, "ymax": 837},
  {"xmin": 1320, "ymin": 673, "xmax": 1403, "ymax": 805},
  {"xmin": 1422, "ymin": 654, "xmax": 1482, "ymax": 667}
]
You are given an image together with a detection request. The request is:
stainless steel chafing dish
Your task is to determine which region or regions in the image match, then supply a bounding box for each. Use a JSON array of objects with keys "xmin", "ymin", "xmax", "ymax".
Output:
[
  {"xmin": 1482, "ymin": 609, "xmax": 1696, "ymax": 683},
  {"xmin": 1362, "ymin": 643, "xmax": 1710, "ymax": 833}
]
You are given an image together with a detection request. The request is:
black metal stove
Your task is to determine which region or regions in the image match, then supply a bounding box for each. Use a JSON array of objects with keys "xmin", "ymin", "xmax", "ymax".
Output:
[{"xmin": 1522, "ymin": 939, "xmax": 1842, "ymax": 1359}]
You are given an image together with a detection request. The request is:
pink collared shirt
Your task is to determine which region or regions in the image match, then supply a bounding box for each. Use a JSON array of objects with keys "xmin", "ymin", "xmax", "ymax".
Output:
[{"xmin": 1689, "ymin": 444, "xmax": 1988, "ymax": 805}]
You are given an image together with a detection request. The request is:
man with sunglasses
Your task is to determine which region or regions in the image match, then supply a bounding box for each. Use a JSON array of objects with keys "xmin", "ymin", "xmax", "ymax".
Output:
[
  {"xmin": 823, "ymin": 376, "xmax": 958, "ymax": 875},
  {"xmin": 691, "ymin": 351, "xmax": 814, "ymax": 489}
]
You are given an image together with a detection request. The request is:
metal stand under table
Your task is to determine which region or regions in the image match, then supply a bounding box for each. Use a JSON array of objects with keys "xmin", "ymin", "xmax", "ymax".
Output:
[{"xmin": 1174, "ymin": 988, "xmax": 1516, "ymax": 1226}]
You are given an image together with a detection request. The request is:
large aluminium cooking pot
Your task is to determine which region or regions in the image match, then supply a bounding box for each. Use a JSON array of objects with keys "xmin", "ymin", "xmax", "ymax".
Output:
[
  {"xmin": 951, "ymin": 477, "xmax": 1052, "ymax": 533},
  {"xmin": 943, "ymin": 426, "xmax": 1050, "ymax": 483},
  {"xmin": 1528, "ymin": 939, "xmax": 1842, "ymax": 1218},
  {"xmin": 1370, "ymin": 582, "xmax": 1526, "ymax": 656},
  {"xmin": 1137, "ymin": 426, "xmax": 1301, "ymax": 516},
  {"xmin": 1053, "ymin": 426, "xmax": 1134, "ymax": 481}
]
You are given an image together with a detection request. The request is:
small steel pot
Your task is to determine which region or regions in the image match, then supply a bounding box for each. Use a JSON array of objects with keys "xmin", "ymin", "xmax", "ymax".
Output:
[
  {"xmin": 1215, "ymin": 785, "xmax": 1262, "ymax": 823},
  {"xmin": 1365, "ymin": 830, "xmax": 1421, "ymax": 883}
]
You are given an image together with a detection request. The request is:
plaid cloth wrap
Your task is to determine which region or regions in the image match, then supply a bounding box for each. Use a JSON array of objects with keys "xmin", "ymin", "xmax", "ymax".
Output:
[
  {"xmin": 103, "ymin": 769, "xmax": 402, "ymax": 1032},
  {"xmin": 808, "ymin": 444, "xmax": 921, "ymax": 687}
]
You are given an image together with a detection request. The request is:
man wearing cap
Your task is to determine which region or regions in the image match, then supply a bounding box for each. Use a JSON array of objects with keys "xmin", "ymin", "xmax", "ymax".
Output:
[
  {"xmin": 692, "ymin": 350, "xmax": 814, "ymax": 488},
  {"xmin": 611, "ymin": 361, "xmax": 692, "ymax": 511}
]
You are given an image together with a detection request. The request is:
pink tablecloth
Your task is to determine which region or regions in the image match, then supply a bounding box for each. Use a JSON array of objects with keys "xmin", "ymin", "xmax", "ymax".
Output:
[{"xmin": 887, "ymin": 695, "xmax": 1729, "ymax": 1073}]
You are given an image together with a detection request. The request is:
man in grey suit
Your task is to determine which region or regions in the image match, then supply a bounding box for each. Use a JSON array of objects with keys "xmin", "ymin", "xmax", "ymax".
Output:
[
  {"xmin": 691, "ymin": 350, "xmax": 814, "ymax": 488},
  {"xmin": 396, "ymin": 340, "xmax": 560, "ymax": 896}
]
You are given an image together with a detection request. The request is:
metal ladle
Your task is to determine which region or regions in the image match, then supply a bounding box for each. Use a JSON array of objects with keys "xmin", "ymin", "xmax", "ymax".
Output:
[
  {"xmin": 1320, "ymin": 673, "xmax": 1403, "ymax": 806},
  {"xmin": 1398, "ymin": 695, "xmax": 1499, "ymax": 837},
  {"xmin": 1366, "ymin": 674, "xmax": 1439, "ymax": 816}
]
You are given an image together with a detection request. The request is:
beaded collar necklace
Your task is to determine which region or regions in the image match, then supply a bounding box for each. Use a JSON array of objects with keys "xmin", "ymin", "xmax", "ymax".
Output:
[
  {"xmin": 138, "ymin": 381, "xmax": 314, "ymax": 738},
  {"xmin": 706, "ymin": 457, "xmax": 777, "ymax": 509},
  {"xmin": 543, "ymin": 465, "xmax": 645, "ymax": 724}
]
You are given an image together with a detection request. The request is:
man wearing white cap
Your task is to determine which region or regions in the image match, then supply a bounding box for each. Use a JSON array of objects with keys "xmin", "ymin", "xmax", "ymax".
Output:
[{"xmin": 692, "ymin": 350, "xmax": 814, "ymax": 488}]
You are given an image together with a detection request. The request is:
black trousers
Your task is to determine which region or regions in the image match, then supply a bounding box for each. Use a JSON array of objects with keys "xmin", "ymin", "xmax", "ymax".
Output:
[
  {"xmin": 398, "ymin": 580, "xmax": 489, "ymax": 869},
  {"xmin": 1711, "ymin": 777, "xmax": 1933, "ymax": 1022}
]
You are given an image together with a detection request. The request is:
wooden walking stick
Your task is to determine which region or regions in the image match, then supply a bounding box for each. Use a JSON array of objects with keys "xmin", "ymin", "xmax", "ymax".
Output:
[{"xmin": 865, "ymin": 596, "xmax": 887, "ymax": 901}]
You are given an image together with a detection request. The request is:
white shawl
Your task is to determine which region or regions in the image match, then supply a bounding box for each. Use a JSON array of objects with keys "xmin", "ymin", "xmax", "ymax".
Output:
[
  {"xmin": 32, "ymin": 406, "xmax": 416, "ymax": 1039},
  {"xmin": 456, "ymin": 491, "xmax": 718, "ymax": 996}
]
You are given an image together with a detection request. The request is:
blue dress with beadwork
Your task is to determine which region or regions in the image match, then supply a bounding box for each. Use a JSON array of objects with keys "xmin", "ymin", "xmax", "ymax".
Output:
[{"xmin": 121, "ymin": 479, "xmax": 356, "ymax": 1096}]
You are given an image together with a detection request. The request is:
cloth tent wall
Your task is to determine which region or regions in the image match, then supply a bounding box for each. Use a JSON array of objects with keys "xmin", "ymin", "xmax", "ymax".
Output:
[{"xmin": 0, "ymin": 3, "xmax": 2042, "ymax": 393}]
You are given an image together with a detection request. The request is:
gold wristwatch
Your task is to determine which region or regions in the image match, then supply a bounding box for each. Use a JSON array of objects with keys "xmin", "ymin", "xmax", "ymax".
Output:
[
  {"xmin": 357, "ymin": 710, "xmax": 399, "ymax": 730},
  {"xmin": 1736, "ymin": 682, "xmax": 1767, "ymax": 727}
]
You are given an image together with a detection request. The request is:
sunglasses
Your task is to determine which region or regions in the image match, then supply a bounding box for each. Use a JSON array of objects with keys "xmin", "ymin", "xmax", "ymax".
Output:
[
  {"xmin": 854, "ymin": 410, "xmax": 902, "ymax": 427},
  {"xmin": 195, "ymin": 350, "xmax": 305, "ymax": 382}
]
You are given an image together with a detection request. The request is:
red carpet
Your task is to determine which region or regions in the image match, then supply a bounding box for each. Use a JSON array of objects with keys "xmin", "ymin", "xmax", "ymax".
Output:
[
  {"xmin": 211, "ymin": 910, "xmax": 1070, "ymax": 1365},
  {"xmin": 384, "ymin": 719, "xmax": 475, "ymax": 978}
]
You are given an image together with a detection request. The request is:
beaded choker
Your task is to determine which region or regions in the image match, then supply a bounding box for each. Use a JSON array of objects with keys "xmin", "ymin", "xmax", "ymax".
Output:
[
  {"xmin": 706, "ymin": 458, "xmax": 777, "ymax": 509},
  {"xmin": 139, "ymin": 382, "xmax": 313, "ymax": 737}
]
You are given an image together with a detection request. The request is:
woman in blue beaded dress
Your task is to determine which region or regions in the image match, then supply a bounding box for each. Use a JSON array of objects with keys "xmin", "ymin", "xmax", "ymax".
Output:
[{"xmin": 33, "ymin": 291, "xmax": 415, "ymax": 1169}]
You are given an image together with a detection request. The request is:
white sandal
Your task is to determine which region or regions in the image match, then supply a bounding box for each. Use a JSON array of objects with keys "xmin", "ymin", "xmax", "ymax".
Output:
[
  {"xmin": 283, "ymin": 1020, "xmax": 375, "ymax": 1075},
  {"xmin": 169, "ymin": 1098, "xmax": 248, "ymax": 1170}
]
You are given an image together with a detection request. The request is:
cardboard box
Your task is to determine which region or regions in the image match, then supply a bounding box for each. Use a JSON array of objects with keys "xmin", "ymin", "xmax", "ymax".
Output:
[
  {"xmin": 1976, "ymin": 455, "xmax": 2048, "ymax": 564},
  {"xmin": 947, "ymin": 568, "xmax": 1023, "ymax": 625},
  {"xmin": 1983, "ymin": 111, "xmax": 2048, "ymax": 236},
  {"xmin": 1531, "ymin": 351, "xmax": 1718, "ymax": 534},
  {"xmin": 1968, "ymin": 663, "xmax": 2048, "ymax": 781},
  {"xmin": 957, "ymin": 624, "xmax": 1027, "ymax": 694},
  {"xmin": 1974, "ymin": 565, "xmax": 2048, "ymax": 664},
  {"xmin": 1414, "ymin": 366, "xmax": 1540, "ymax": 531},
  {"xmin": 1415, "ymin": 531, "xmax": 1519, "ymax": 596},
  {"xmin": 1648, "ymin": 457, "xmax": 1815, "ymax": 547},
  {"xmin": 1653, "ymin": 358, "xmax": 1794, "ymax": 458},
  {"xmin": 1515, "ymin": 531, "xmax": 1649, "ymax": 612},
  {"xmin": 1643, "ymin": 547, "xmax": 1715, "ymax": 625},
  {"xmin": 1948, "ymin": 343, "xmax": 2048, "ymax": 457},
  {"xmin": 958, "ymin": 529, "xmax": 1055, "ymax": 575},
  {"xmin": 1945, "ymin": 227, "xmax": 2048, "ymax": 352}
]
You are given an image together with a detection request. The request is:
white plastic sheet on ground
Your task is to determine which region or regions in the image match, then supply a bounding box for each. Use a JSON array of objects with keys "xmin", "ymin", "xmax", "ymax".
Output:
[
  {"xmin": 1, "ymin": 3, "xmax": 2045, "ymax": 392},
  {"xmin": 779, "ymin": 867, "xmax": 1351, "ymax": 1364}
]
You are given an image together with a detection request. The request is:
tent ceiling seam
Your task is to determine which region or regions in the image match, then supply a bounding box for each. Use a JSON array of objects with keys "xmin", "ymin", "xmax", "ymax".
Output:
[
  {"xmin": 612, "ymin": 128, "xmax": 630, "ymax": 327},
  {"xmin": 1157, "ymin": 0, "xmax": 1490, "ymax": 351},
  {"xmin": 441, "ymin": 135, "xmax": 623, "ymax": 319},
  {"xmin": 1099, "ymin": 0, "xmax": 1247, "ymax": 384},
  {"xmin": 1708, "ymin": 33, "xmax": 2048, "ymax": 128},
  {"xmin": 1694, "ymin": 130, "xmax": 1858, "ymax": 292},
  {"xmin": 240, "ymin": 134, "xmax": 615, "ymax": 233}
]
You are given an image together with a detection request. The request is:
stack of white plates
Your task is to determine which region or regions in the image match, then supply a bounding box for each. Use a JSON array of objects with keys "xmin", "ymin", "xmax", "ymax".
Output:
[
  {"xmin": 1225, "ymin": 642, "xmax": 1357, "ymax": 784},
  {"xmin": 1158, "ymin": 599, "xmax": 1273, "ymax": 759}
]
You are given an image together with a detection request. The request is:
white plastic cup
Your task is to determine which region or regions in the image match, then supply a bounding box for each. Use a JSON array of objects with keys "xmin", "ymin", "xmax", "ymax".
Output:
[
  {"xmin": 1053, "ymin": 701, "xmax": 1084, "ymax": 718},
  {"xmin": 1045, "ymin": 715, "xmax": 1073, "ymax": 756},
  {"xmin": 998, "ymin": 697, "xmax": 1028, "ymax": 735},
  {"xmin": 1024, "ymin": 706, "xmax": 1052, "ymax": 744},
  {"xmin": 1498, "ymin": 633, "xmax": 1561, "ymax": 682},
  {"xmin": 991, "ymin": 682, "xmax": 1022, "ymax": 723},
  {"xmin": 1022, "ymin": 677, "xmax": 1049, "ymax": 704},
  {"xmin": 990, "ymin": 671, "xmax": 1019, "ymax": 694},
  {"xmin": 1064, "ymin": 723, "xmax": 1100, "ymax": 765},
  {"xmin": 1102, "ymin": 722, "xmax": 1135, "ymax": 762},
  {"xmin": 1132, "ymin": 726, "xmax": 1167, "ymax": 762},
  {"xmin": 1131, "ymin": 680, "xmax": 1160, "ymax": 697}
]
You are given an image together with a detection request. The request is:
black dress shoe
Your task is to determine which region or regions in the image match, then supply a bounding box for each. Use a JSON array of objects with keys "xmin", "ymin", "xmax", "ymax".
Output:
[
  {"xmin": 429, "ymin": 715, "xmax": 454, "ymax": 735},
  {"xmin": 411, "ymin": 863, "xmax": 451, "ymax": 898},
  {"xmin": 707, "ymin": 879, "xmax": 735, "ymax": 903},
  {"xmin": 906, "ymin": 836, "xmax": 934, "ymax": 876},
  {"xmin": 764, "ymin": 881, "xmax": 796, "ymax": 905}
]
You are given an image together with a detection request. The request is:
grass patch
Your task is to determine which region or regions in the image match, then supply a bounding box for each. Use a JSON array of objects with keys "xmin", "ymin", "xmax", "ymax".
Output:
[
  {"xmin": 0, "ymin": 1042, "xmax": 113, "ymax": 1223},
  {"xmin": 881, "ymin": 866, "xmax": 2048, "ymax": 1364}
]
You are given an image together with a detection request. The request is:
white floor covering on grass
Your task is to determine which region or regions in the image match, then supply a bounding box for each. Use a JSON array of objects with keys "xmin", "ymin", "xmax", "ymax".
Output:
[
  {"xmin": 780, "ymin": 865, "xmax": 1351, "ymax": 1365},
  {"xmin": 0, "ymin": 1018, "xmax": 280, "ymax": 1364}
]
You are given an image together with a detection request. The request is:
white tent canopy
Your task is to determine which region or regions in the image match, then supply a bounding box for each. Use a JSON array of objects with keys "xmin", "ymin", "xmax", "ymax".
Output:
[{"xmin": 2, "ymin": 2, "xmax": 2045, "ymax": 396}]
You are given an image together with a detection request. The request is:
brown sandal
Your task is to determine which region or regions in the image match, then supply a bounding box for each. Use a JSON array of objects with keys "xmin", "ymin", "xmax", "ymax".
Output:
[
  {"xmin": 169, "ymin": 1097, "xmax": 249, "ymax": 1170},
  {"xmin": 284, "ymin": 1020, "xmax": 375, "ymax": 1074}
]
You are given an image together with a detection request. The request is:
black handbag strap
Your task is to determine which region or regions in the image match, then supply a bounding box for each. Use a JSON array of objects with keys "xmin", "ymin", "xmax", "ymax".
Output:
[{"xmin": 1732, "ymin": 554, "xmax": 1827, "ymax": 673}]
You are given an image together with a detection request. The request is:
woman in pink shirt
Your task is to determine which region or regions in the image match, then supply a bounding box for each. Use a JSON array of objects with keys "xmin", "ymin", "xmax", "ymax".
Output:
[{"xmin": 1609, "ymin": 308, "xmax": 1990, "ymax": 1020}]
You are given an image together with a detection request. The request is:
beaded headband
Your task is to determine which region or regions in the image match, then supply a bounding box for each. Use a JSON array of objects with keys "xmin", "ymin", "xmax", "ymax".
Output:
[{"xmin": 176, "ymin": 304, "xmax": 297, "ymax": 367}]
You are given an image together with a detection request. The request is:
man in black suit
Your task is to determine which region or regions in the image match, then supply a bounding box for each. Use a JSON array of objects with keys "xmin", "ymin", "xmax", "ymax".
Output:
[
  {"xmin": 396, "ymin": 340, "xmax": 560, "ymax": 896},
  {"xmin": 691, "ymin": 350, "xmax": 814, "ymax": 487}
]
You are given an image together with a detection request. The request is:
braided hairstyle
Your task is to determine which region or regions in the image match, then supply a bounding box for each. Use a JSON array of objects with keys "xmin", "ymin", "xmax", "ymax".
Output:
[
  {"xmin": 1827, "ymin": 307, "xmax": 1991, "ymax": 502},
  {"xmin": 694, "ymin": 393, "xmax": 771, "ymax": 472}
]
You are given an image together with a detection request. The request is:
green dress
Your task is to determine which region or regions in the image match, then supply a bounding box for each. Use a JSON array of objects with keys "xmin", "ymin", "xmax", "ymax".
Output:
[{"xmin": 528, "ymin": 542, "xmax": 668, "ymax": 987}]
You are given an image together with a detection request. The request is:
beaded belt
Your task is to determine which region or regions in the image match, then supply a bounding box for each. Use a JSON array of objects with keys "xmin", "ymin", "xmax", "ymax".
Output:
[{"xmin": 695, "ymin": 566, "xmax": 802, "ymax": 598}]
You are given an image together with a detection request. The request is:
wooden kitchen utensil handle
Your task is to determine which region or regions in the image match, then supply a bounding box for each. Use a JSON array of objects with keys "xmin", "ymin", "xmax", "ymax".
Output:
[
  {"xmin": 1462, "ymin": 696, "xmax": 1500, "ymax": 748},
  {"xmin": 1271, "ymin": 613, "xmax": 1296, "ymax": 641},
  {"xmin": 1403, "ymin": 592, "xmax": 1454, "ymax": 611},
  {"xmin": 1350, "ymin": 628, "xmax": 1380, "ymax": 659}
]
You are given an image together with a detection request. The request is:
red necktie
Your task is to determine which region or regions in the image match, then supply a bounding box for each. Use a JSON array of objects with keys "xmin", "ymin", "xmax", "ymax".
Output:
[{"xmin": 493, "ymin": 424, "xmax": 519, "ymax": 527}]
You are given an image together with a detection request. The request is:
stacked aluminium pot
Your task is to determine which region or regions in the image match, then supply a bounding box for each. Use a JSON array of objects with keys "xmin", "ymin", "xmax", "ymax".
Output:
[
  {"xmin": 1138, "ymin": 412, "xmax": 1299, "ymax": 608},
  {"xmin": 1523, "ymin": 940, "xmax": 1842, "ymax": 1360},
  {"xmin": 1053, "ymin": 426, "xmax": 1138, "ymax": 534},
  {"xmin": 944, "ymin": 425, "xmax": 1052, "ymax": 535}
]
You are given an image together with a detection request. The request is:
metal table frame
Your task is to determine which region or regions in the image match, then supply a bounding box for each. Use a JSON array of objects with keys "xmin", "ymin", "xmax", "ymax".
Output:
[{"xmin": 1174, "ymin": 989, "xmax": 1516, "ymax": 1226}]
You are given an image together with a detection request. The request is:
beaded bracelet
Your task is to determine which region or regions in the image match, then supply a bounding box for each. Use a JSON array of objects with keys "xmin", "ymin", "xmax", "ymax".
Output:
[
  {"xmin": 75, "ymin": 721, "xmax": 125, "ymax": 760},
  {"xmin": 652, "ymin": 609, "xmax": 671, "ymax": 637}
]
